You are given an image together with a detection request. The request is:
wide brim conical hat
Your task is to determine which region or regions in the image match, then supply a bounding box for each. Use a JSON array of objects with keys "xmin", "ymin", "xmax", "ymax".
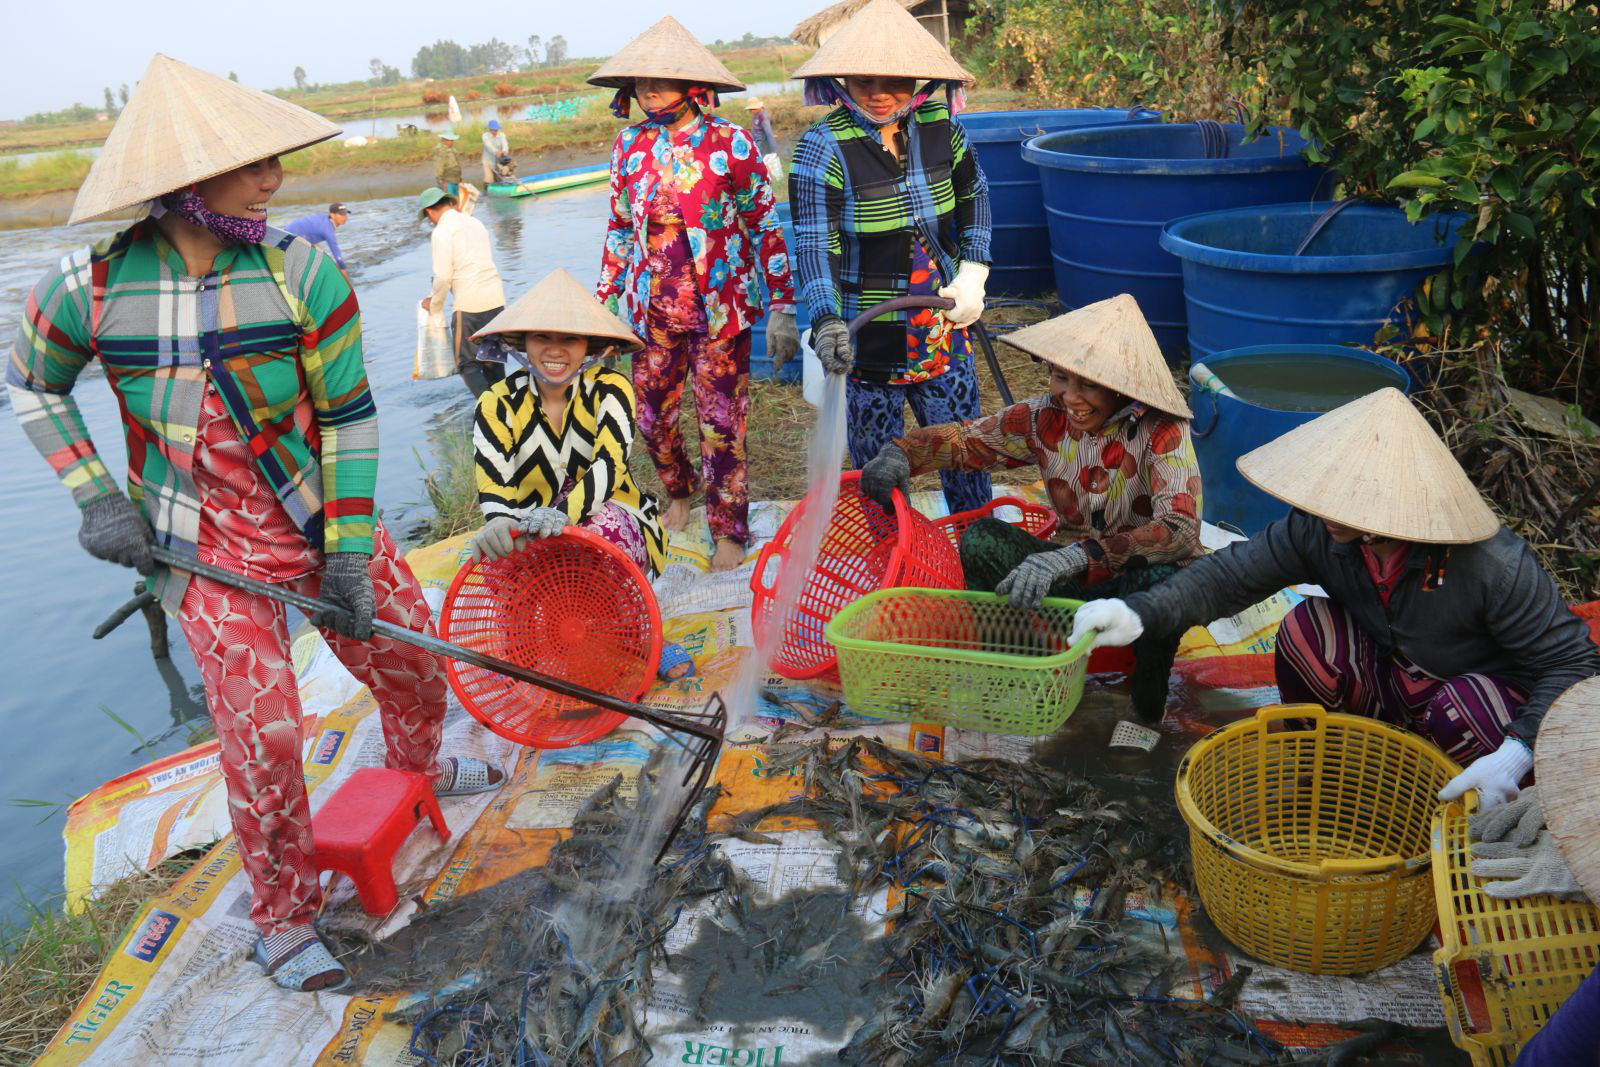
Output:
[
  {"xmin": 1236, "ymin": 388, "xmax": 1499, "ymax": 543},
  {"xmin": 1535, "ymin": 677, "xmax": 1600, "ymax": 905},
  {"xmin": 999, "ymin": 294, "xmax": 1191, "ymax": 418},
  {"xmin": 472, "ymin": 269, "xmax": 644, "ymax": 352},
  {"xmin": 70, "ymin": 55, "xmax": 340, "ymax": 225},
  {"xmin": 792, "ymin": 0, "xmax": 975, "ymax": 85},
  {"xmin": 587, "ymin": 16, "xmax": 745, "ymax": 93}
]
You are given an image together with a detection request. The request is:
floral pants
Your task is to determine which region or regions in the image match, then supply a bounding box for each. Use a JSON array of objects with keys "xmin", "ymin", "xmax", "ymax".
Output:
[
  {"xmin": 632, "ymin": 326, "xmax": 751, "ymax": 544},
  {"xmin": 176, "ymin": 523, "xmax": 447, "ymax": 936}
]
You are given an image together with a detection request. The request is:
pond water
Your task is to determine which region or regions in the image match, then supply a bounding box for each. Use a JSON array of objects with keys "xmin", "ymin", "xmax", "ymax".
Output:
[
  {"xmin": 1208, "ymin": 353, "xmax": 1406, "ymax": 412},
  {"xmin": 0, "ymin": 183, "xmax": 615, "ymax": 922}
]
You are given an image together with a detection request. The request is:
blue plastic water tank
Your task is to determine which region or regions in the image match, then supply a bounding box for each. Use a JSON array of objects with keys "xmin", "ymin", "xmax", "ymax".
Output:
[
  {"xmin": 751, "ymin": 200, "xmax": 804, "ymax": 381},
  {"xmin": 1159, "ymin": 203, "xmax": 1468, "ymax": 358},
  {"xmin": 1189, "ymin": 344, "xmax": 1411, "ymax": 536},
  {"xmin": 960, "ymin": 108, "xmax": 1159, "ymax": 296},
  {"xmin": 1022, "ymin": 124, "xmax": 1327, "ymax": 357}
]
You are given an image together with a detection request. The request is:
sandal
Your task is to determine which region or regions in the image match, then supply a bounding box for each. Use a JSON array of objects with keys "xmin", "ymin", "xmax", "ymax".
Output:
[
  {"xmin": 659, "ymin": 643, "xmax": 697, "ymax": 682},
  {"xmin": 253, "ymin": 930, "xmax": 349, "ymax": 993},
  {"xmin": 432, "ymin": 756, "xmax": 505, "ymax": 797}
]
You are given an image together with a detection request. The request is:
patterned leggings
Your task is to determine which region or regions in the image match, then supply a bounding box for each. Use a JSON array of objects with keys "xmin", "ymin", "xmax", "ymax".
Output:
[
  {"xmin": 632, "ymin": 326, "xmax": 751, "ymax": 544},
  {"xmin": 848, "ymin": 358, "xmax": 992, "ymax": 515},
  {"xmin": 176, "ymin": 523, "xmax": 447, "ymax": 936},
  {"xmin": 1274, "ymin": 596, "xmax": 1526, "ymax": 764}
]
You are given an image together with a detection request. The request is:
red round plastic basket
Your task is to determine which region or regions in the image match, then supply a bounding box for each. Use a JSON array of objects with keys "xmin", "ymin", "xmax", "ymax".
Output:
[
  {"xmin": 438, "ymin": 527, "xmax": 661, "ymax": 748},
  {"xmin": 933, "ymin": 496, "xmax": 1060, "ymax": 549},
  {"xmin": 749, "ymin": 472, "xmax": 963, "ymax": 681}
]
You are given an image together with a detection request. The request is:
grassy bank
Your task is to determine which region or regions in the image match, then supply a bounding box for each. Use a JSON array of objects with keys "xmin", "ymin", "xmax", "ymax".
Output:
[
  {"xmin": 0, "ymin": 45, "xmax": 807, "ymax": 158},
  {"xmin": 0, "ymin": 854, "xmax": 197, "ymax": 1061}
]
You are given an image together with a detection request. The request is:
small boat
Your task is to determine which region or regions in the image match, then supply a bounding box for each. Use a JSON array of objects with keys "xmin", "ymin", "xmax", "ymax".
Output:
[{"xmin": 485, "ymin": 162, "xmax": 610, "ymax": 199}]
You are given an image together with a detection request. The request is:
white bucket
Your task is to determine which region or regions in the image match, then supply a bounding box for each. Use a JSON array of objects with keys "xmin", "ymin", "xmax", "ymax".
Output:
[
  {"xmin": 800, "ymin": 328, "xmax": 823, "ymax": 407},
  {"xmin": 413, "ymin": 300, "xmax": 455, "ymax": 381}
]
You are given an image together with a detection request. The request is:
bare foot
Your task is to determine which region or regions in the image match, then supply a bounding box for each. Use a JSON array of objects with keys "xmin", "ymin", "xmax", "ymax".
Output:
[
  {"xmin": 710, "ymin": 538, "xmax": 745, "ymax": 572},
  {"xmin": 663, "ymin": 497, "xmax": 692, "ymax": 533}
]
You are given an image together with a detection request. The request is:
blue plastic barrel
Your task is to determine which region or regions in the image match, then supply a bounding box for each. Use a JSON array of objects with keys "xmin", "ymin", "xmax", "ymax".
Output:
[
  {"xmin": 1159, "ymin": 203, "xmax": 1467, "ymax": 358},
  {"xmin": 1189, "ymin": 344, "xmax": 1411, "ymax": 535},
  {"xmin": 751, "ymin": 201, "xmax": 804, "ymax": 382},
  {"xmin": 1022, "ymin": 124, "xmax": 1327, "ymax": 357},
  {"xmin": 961, "ymin": 108, "xmax": 1160, "ymax": 296}
]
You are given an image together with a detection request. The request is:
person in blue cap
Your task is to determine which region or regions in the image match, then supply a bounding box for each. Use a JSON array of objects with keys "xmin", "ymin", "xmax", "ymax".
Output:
[{"xmin": 482, "ymin": 119, "xmax": 512, "ymax": 184}]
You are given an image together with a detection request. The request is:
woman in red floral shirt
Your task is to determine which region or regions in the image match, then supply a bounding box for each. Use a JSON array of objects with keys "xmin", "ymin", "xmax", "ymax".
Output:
[
  {"xmin": 862, "ymin": 295, "xmax": 1202, "ymax": 721},
  {"xmin": 589, "ymin": 16, "xmax": 797, "ymax": 572}
]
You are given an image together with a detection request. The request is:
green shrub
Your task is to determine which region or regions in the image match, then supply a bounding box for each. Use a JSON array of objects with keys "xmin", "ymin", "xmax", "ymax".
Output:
[{"xmin": 1221, "ymin": 1, "xmax": 1600, "ymax": 411}]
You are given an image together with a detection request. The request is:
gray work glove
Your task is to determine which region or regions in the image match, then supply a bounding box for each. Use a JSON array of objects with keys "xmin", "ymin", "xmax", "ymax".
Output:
[
  {"xmin": 995, "ymin": 545, "xmax": 1089, "ymax": 612},
  {"xmin": 1471, "ymin": 830, "xmax": 1588, "ymax": 901},
  {"xmin": 860, "ymin": 443, "xmax": 912, "ymax": 513},
  {"xmin": 517, "ymin": 507, "xmax": 568, "ymax": 539},
  {"xmin": 811, "ymin": 314, "xmax": 854, "ymax": 377},
  {"xmin": 768, "ymin": 309, "xmax": 800, "ymax": 371},
  {"xmin": 468, "ymin": 516, "xmax": 519, "ymax": 563},
  {"xmin": 316, "ymin": 551, "xmax": 375, "ymax": 641},
  {"xmin": 1469, "ymin": 786, "xmax": 1547, "ymax": 848},
  {"xmin": 79, "ymin": 492, "xmax": 155, "ymax": 575}
]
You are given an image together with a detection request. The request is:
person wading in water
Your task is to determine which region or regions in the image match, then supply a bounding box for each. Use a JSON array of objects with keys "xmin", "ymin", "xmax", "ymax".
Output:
[{"xmin": 7, "ymin": 55, "xmax": 504, "ymax": 994}]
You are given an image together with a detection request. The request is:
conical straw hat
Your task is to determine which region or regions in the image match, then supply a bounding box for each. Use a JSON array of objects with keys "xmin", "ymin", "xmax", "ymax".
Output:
[
  {"xmin": 792, "ymin": 0, "xmax": 975, "ymax": 85},
  {"xmin": 1236, "ymin": 388, "xmax": 1499, "ymax": 543},
  {"xmin": 587, "ymin": 16, "xmax": 745, "ymax": 93},
  {"xmin": 999, "ymin": 294, "xmax": 1191, "ymax": 418},
  {"xmin": 1534, "ymin": 677, "xmax": 1600, "ymax": 905},
  {"xmin": 70, "ymin": 55, "xmax": 341, "ymax": 225},
  {"xmin": 472, "ymin": 269, "xmax": 644, "ymax": 352}
]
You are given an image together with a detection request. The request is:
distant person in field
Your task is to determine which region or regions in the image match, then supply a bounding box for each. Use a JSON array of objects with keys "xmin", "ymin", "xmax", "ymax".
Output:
[
  {"xmin": 418, "ymin": 186, "xmax": 507, "ymax": 397},
  {"xmin": 283, "ymin": 202, "xmax": 350, "ymax": 276},
  {"xmin": 434, "ymin": 129, "xmax": 462, "ymax": 197},
  {"xmin": 481, "ymin": 119, "xmax": 512, "ymax": 184}
]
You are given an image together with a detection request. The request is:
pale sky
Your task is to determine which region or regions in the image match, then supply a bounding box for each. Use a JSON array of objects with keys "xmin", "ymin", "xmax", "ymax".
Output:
[{"xmin": 2, "ymin": 0, "xmax": 806, "ymax": 119}]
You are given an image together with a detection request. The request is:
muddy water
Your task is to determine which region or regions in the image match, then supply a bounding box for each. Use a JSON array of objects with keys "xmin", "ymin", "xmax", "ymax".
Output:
[{"xmin": 0, "ymin": 185, "xmax": 615, "ymax": 920}]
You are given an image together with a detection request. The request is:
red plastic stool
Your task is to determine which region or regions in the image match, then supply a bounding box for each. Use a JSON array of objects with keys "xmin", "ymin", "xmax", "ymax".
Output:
[{"xmin": 310, "ymin": 768, "xmax": 451, "ymax": 916}]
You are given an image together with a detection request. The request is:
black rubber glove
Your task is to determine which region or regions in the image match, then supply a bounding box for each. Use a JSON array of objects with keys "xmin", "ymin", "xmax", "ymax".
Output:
[
  {"xmin": 79, "ymin": 492, "xmax": 155, "ymax": 575},
  {"xmin": 317, "ymin": 551, "xmax": 375, "ymax": 641}
]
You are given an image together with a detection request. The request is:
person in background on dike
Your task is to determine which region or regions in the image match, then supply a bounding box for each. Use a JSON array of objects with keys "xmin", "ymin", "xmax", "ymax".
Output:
[
  {"xmin": 744, "ymin": 97, "xmax": 782, "ymax": 179},
  {"xmin": 862, "ymin": 295, "xmax": 1202, "ymax": 722},
  {"xmin": 419, "ymin": 186, "xmax": 507, "ymax": 397},
  {"xmin": 283, "ymin": 201, "xmax": 351, "ymax": 279},
  {"xmin": 481, "ymin": 119, "xmax": 512, "ymax": 184},
  {"xmin": 1071, "ymin": 388, "xmax": 1600, "ymax": 806},
  {"xmin": 789, "ymin": 0, "xmax": 994, "ymax": 516},
  {"xmin": 466, "ymin": 268, "xmax": 666, "ymax": 577},
  {"xmin": 589, "ymin": 16, "xmax": 798, "ymax": 573},
  {"xmin": 1461, "ymin": 677, "xmax": 1600, "ymax": 1065},
  {"xmin": 435, "ymin": 128, "xmax": 462, "ymax": 197},
  {"xmin": 6, "ymin": 57, "xmax": 503, "ymax": 995}
]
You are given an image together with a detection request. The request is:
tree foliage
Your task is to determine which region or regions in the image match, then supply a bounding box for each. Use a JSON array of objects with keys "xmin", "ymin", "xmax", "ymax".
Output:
[
  {"xmin": 1221, "ymin": 0, "xmax": 1600, "ymax": 408},
  {"xmin": 292, "ymin": 65, "xmax": 308, "ymax": 91},
  {"xmin": 412, "ymin": 38, "xmax": 524, "ymax": 79}
]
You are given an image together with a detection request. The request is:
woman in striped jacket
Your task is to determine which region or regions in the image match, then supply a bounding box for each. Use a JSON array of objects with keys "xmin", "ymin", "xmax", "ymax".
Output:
[{"xmin": 467, "ymin": 269, "xmax": 665, "ymax": 576}]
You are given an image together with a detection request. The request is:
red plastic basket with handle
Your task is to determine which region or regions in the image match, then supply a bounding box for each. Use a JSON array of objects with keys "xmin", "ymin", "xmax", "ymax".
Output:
[
  {"xmin": 933, "ymin": 496, "xmax": 1059, "ymax": 549},
  {"xmin": 750, "ymin": 471, "xmax": 963, "ymax": 681},
  {"xmin": 439, "ymin": 527, "xmax": 662, "ymax": 748}
]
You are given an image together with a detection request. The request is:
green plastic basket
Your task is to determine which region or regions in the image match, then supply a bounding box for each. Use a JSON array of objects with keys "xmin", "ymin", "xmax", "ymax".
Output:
[{"xmin": 824, "ymin": 588, "xmax": 1092, "ymax": 735}]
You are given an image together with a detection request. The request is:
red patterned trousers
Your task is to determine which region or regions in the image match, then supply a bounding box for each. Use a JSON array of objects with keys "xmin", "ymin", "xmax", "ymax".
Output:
[{"xmin": 177, "ymin": 523, "xmax": 447, "ymax": 935}]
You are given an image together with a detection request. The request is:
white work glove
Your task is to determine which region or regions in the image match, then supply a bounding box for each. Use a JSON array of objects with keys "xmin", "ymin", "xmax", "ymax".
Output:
[
  {"xmin": 1471, "ymin": 830, "xmax": 1588, "ymax": 901},
  {"xmin": 936, "ymin": 261, "xmax": 989, "ymax": 329},
  {"xmin": 1438, "ymin": 738, "xmax": 1534, "ymax": 810},
  {"xmin": 517, "ymin": 506, "xmax": 568, "ymax": 539},
  {"xmin": 1469, "ymin": 786, "xmax": 1547, "ymax": 848},
  {"xmin": 1068, "ymin": 598, "xmax": 1144, "ymax": 648},
  {"xmin": 467, "ymin": 516, "xmax": 519, "ymax": 562}
]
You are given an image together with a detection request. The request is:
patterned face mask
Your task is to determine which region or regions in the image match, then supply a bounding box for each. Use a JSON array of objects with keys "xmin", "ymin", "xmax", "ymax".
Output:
[
  {"xmin": 158, "ymin": 187, "xmax": 267, "ymax": 245},
  {"xmin": 610, "ymin": 83, "xmax": 719, "ymax": 122},
  {"xmin": 803, "ymin": 77, "xmax": 966, "ymax": 126}
]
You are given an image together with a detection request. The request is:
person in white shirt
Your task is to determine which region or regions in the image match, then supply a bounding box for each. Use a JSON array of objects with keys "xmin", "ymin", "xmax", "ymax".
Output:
[
  {"xmin": 417, "ymin": 186, "xmax": 508, "ymax": 396},
  {"xmin": 481, "ymin": 119, "xmax": 512, "ymax": 184}
]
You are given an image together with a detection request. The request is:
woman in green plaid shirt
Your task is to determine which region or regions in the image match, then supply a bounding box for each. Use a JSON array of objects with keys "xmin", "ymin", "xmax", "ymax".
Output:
[{"xmin": 7, "ymin": 57, "xmax": 503, "ymax": 993}]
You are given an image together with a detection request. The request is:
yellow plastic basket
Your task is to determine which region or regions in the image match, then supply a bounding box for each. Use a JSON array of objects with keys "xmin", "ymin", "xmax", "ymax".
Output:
[
  {"xmin": 1175, "ymin": 704, "xmax": 1461, "ymax": 975},
  {"xmin": 1431, "ymin": 797, "xmax": 1600, "ymax": 1066},
  {"xmin": 824, "ymin": 588, "xmax": 1091, "ymax": 735}
]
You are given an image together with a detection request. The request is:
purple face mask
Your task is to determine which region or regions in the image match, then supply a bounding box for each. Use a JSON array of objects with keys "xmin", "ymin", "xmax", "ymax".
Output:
[{"xmin": 159, "ymin": 188, "xmax": 267, "ymax": 245}]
